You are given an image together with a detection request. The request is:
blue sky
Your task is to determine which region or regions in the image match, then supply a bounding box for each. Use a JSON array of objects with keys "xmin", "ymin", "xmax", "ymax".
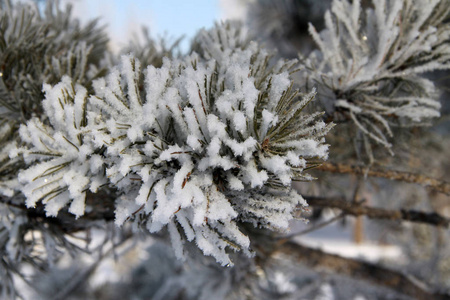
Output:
[
  {"xmin": 115, "ymin": 0, "xmax": 220, "ymax": 50},
  {"xmin": 145, "ymin": 1, "xmax": 220, "ymax": 38},
  {"xmin": 67, "ymin": 0, "xmax": 226, "ymax": 52}
]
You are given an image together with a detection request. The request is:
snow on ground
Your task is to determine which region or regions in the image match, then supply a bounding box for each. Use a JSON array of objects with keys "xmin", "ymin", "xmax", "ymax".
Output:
[{"xmin": 297, "ymin": 236, "xmax": 403, "ymax": 263}]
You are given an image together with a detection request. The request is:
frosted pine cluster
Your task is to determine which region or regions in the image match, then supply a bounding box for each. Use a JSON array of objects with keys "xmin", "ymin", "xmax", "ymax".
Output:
[
  {"xmin": 0, "ymin": 0, "xmax": 108, "ymax": 197},
  {"xmin": 13, "ymin": 23, "xmax": 332, "ymax": 265},
  {"xmin": 305, "ymin": 0, "xmax": 449, "ymax": 151}
]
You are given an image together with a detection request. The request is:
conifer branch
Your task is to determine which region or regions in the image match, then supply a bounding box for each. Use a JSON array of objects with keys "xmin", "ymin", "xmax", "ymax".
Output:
[
  {"xmin": 303, "ymin": 0, "xmax": 449, "ymax": 155},
  {"xmin": 305, "ymin": 196, "xmax": 450, "ymax": 227},
  {"xmin": 317, "ymin": 162, "xmax": 450, "ymax": 196},
  {"xmin": 1, "ymin": 0, "xmax": 449, "ymax": 298},
  {"xmin": 274, "ymin": 241, "xmax": 450, "ymax": 300}
]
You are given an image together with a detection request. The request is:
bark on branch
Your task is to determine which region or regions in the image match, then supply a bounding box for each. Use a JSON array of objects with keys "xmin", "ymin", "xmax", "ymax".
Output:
[
  {"xmin": 274, "ymin": 241, "xmax": 450, "ymax": 300},
  {"xmin": 305, "ymin": 196, "xmax": 450, "ymax": 227},
  {"xmin": 317, "ymin": 162, "xmax": 450, "ymax": 196}
]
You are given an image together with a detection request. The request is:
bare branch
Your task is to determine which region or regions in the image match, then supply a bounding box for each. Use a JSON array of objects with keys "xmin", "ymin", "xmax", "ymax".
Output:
[
  {"xmin": 279, "ymin": 213, "xmax": 345, "ymax": 240},
  {"xmin": 305, "ymin": 196, "xmax": 450, "ymax": 227},
  {"xmin": 317, "ymin": 162, "xmax": 450, "ymax": 196},
  {"xmin": 274, "ymin": 241, "xmax": 450, "ymax": 300}
]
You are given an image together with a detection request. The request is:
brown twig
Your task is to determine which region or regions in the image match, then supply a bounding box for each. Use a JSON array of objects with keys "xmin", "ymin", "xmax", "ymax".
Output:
[
  {"xmin": 274, "ymin": 241, "xmax": 450, "ymax": 300},
  {"xmin": 305, "ymin": 196, "xmax": 450, "ymax": 227},
  {"xmin": 316, "ymin": 162, "xmax": 450, "ymax": 196}
]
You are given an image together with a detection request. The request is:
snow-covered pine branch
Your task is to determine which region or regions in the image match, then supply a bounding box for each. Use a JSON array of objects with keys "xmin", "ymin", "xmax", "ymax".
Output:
[
  {"xmin": 0, "ymin": 0, "xmax": 108, "ymax": 197},
  {"xmin": 13, "ymin": 22, "xmax": 333, "ymax": 265},
  {"xmin": 0, "ymin": 2, "xmax": 109, "ymax": 297},
  {"xmin": 121, "ymin": 26, "xmax": 181, "ymax": 69},
  {"xmin": 305, "ymin": 0, "xmax": 449, "ymax": 154},
  {"xmin": 192, "ymin": 20, "xmax": 250, "ymax": 62}
]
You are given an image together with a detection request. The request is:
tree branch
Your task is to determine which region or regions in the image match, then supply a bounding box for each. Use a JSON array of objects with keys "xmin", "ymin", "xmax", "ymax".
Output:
[
  {"xmin": 304, "ymin": 196, "xmax": 450, "ymax": 227},
  {"xmin": 274, "ymin": 241, "xmax": 450, "ymax": 300},
  {"xmin": 0, "ymin": 194, "xmax": 115, "ymax": 234},
  {"xmin": 317, "ymin": 162, "xmax": 450, "ymax": 196},
  {"xmin": 280, "ymin": 213, "xmax": 345, "ymax": 240}
]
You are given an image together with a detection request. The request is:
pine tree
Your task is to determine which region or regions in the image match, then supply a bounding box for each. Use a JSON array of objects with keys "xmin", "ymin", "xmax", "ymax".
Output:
[{"xmin": 1, "ymin": 0, "xmax": 449, "ymax": 299}]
